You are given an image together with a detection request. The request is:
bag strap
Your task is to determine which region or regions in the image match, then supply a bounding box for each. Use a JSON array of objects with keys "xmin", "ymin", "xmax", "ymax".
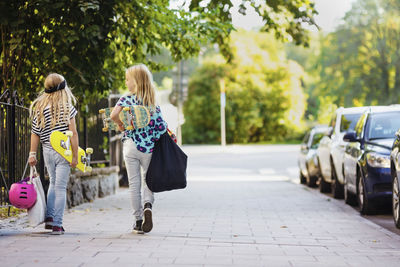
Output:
[
  {"xmin": 21, "ymin": 160, "xmax": 29, "ymax": 180},
  {"xmin": 21, "ymin": 160, "xmax": 37, "ymax": 183},
  {"xmin": 29, "ymin": 166, "xmax": 38, "ymax": 182}
]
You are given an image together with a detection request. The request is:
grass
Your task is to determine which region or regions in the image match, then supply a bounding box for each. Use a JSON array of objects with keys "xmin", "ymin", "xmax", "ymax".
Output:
[
  {"xmin": 0, "ymin": 206, "xmax": 25, "ymax": 219},
  {"xmin": 253, "ymin": 140, "xmax": 302, "ymax": 145}
]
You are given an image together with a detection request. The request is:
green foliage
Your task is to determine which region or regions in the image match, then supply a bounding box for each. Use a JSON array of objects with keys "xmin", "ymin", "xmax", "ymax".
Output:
[
  {"xmin": 104, "ymin": 0, "xmax": 234, "ymax": 92},
  {"xmin": 181, "ymin": 63, "xmax": 225, "ymax": 144},
  {"xmin": 0, "ymin": 0, "xmax": 115, "ymax": 103},
  {"xmin": 190, "ymin": 0, "xmax": 318, "ymax": 46},
  {"xmin": 183, "ymin": 30, "xmax": 307, "ymax": 144},
  {"xmin": 285, "ymin": 0, "xmax": 400, "ymax": 124},
  {"xmin": 0, "ymin": 206, "xmax": 24, "ymax": 219},
  {"xmin": 1, "ymin": 0, "xmax": 318, "ymax": 106},
  {"xmin": 306, "ymin": 0, "xmax": 400, "ymax": 120},
  {"xmin": 0, "ymin": 0, "xmax": 232, "ymax": 103}
]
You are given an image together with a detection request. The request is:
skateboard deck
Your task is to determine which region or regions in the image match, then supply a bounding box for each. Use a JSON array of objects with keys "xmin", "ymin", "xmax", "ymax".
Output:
[
  {"xmin": 99, "ymin": 105, "xmax": 150, "ymax": 132},
  {"xmin": 50, "ymin": 131, "xmax": 93, "ymax": 173}
]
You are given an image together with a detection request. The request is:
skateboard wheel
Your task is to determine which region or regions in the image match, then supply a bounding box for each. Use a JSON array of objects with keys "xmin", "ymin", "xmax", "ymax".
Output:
[
  {"xmin": 99, "ymin": 109, "xmax": 105, "ymax": 114},
  {"xmin": 102, "ymin": 127, "xmax": 108, "ymax": 132},
  {"xmin": 64, "ymin": 150, "xmax": 72, "ymax": 156},
  {"xmin": 86, "ymin": 148, "xmax": 93, "ymax": 154},
  {"xmin": 65, "ymin": 131, "xmax": 73, "ymax": 137},
  {"xmin": 123, "ymin": 107, "xmax": 130, "ymax": 111},
  {"xmin": 126, "ymin": 126, "xmax": 133, "ymax": 130},
  {"xmin": 85, "ymin": 166, "xmax": 93, "ymax": 172}
]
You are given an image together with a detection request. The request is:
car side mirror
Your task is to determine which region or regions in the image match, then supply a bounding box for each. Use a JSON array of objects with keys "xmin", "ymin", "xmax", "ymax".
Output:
[{"xmin": 343, "ymin": 131, "xmax": 358, "ymax": 142}]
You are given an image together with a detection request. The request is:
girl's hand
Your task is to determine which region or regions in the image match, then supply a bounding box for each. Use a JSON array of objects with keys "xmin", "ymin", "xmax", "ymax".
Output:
[
  {"xmin": 117, "ymin": 122, "xmax": 125, "ymax": 131},
  {"xmin": 28, "ymin": 156, "xmax": 37, "ymax": 166},
  {"xmin": 71, "ymin": 157, "xmax": 78, "ymax": 168}
]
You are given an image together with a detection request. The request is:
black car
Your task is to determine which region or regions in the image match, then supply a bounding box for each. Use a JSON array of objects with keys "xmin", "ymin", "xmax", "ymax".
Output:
[
  {"xmin": 390, "ymin": 130, "xmax": 400, "ymax": 229},
  {"xmin": 298, "ymin": 126, "xmax": 328, "ymax": 187},
  {"xmin": 343, "ymin": 106, "xmax": 400, "ymax": 214}
]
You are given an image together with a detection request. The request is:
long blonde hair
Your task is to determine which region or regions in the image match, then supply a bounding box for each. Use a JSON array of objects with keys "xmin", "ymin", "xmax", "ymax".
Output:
[
  {"xmin": 29, "ymin": 73, "xmax": 77, "ymax": 128},
  {"xmin": 126, "ymin": 64, "xmax": 156, "ymax": 108}
]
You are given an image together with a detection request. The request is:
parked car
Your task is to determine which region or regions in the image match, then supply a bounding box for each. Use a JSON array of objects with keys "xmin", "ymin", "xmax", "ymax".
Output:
[
  {"xmin": 390, "ymin": 130, "xmax": 400, "ymax": 229},
  {"xmin": 317, "ymin": 107, "xmax": 368, "ymax": 197},
  {"xmin": 343, "ymin": 106, "xmax": 400, "ymax": 215},
  {"xmin": 298, "ymin": 126, "xmax": 328, "ymax": 187}
]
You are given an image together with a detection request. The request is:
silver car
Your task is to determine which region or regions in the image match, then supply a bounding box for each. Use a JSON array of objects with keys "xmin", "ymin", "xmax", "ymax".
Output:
[
  {"xmin": 317, "ymin": 107, "xmax": 368, "ymax": 197},
  {"xmin": 298, "ymin": 126, "xmax": 328, "ymax": 187}
]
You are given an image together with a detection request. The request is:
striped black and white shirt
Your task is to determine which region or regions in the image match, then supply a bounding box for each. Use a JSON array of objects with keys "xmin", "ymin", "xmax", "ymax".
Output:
[{"xmin": 32, "ymin": 104, "xmax": 78, "ymax": 148}]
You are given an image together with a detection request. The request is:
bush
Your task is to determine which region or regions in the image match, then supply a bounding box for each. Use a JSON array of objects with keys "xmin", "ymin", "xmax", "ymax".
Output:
[{"xmin": 182, "ymin": 31, "xmax": 307, "ymax": 144}]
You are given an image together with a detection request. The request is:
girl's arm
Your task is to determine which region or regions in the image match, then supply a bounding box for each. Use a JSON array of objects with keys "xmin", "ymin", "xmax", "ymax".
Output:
[
  {"xmin": 28, "ymin": 133, "xmax": 40, "ymax": 166},
  {"xmin": 110, "ymin": 105, "xmax": 125, "ymax": 131},
  {"xmin": 69, "ymin": 117, "xmax": 79, "ymax": 168}
]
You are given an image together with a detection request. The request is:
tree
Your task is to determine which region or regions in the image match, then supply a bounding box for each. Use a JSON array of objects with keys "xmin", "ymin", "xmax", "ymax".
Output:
[
  {"xmin": 182, "ymin": 30, "xmax": 307, "ymax": 144},
  {"xmin": 0, "ymin": 0, "xmax": 115, "ymax": 101},
  {"xmin": 1, "ymin": 0, "xmax": 318, "ymax": 103},
  {"xmin": 189, "ymin": 0, "xmax": 318, "ymax": 46},
  {"xmin": 306, "ymin": 0, "xmax": 400, "ymax": 115}
]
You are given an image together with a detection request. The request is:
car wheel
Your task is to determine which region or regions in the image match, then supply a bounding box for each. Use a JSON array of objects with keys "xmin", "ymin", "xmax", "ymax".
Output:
[
  {"xmin": 344, "ymin": 174, "xmax": 357, "ymax": 206},
  {"xmin": 299, "ymin": 171, "xmax": 306, "ymax": 184},
  {"xmin": 307, "ymin": 176, "xmax": 318, "ymax": 187},
  {"xmin": 306, "ymin": 165, "xmax": 317, "ymax": 187},
  {"xmin": 357, "ymin": 175, "xmax": 375, "ymax": 215},
  {"xmin": 393, "ymin": 173, "xmax": 400, "ymax": 229},
  {"xmin": 331, "ymin": 163, "xmax": 344, "ymax": 199},
  {"xmin": 319, "ymin": 175, "xmax": 331, "ymax": 193}
]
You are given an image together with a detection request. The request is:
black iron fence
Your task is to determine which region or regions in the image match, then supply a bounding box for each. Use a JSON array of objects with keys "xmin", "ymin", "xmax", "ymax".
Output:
[
  {"xmin": 80, "ymin": 94, "xmax": 126, "ymax": 183},
  {"xmin": 76, "ymin": 98, "xmax": 109, "ymax": 166},
  {"xmin": 0, "ymin": 89, "xmax": 45, "ymax": 207},
  {"xmin": 75, "ymin": 95, "xmax": 123, "ymax": 169},
  {"xmin": 76, "ymin": 94, "xmax": 126, "ymax": 184}
]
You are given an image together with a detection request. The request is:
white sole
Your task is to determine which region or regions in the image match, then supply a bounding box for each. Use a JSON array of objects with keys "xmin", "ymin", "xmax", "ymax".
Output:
[
  {"xmin": 132, "ymin": 229, "xmax": 144, "ymax": 234},
  {"xmin": 50, "ymin": 231, "xmax": 64, "ymax": 235}
]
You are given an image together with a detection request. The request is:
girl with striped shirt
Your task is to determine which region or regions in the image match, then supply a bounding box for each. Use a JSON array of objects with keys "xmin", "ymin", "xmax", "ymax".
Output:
[{"xmin": 28, "ymin": 73, "xmax": 79, "ymax": 235}]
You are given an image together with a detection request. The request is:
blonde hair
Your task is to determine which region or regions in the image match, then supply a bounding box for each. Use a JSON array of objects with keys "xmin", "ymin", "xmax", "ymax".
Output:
[
  {"xmin": 126, "ymin": 64, "xmax": 156, "ymax": 108},
  {"xmin": 29, "ymin": 73, "xmax": 77, "ymax": 128}
]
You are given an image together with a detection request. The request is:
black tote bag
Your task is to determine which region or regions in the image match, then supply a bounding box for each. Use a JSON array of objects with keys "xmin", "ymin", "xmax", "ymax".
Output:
[{"xmin": 146, "ymin": 132, "xmax": 188, "ymax": 192}]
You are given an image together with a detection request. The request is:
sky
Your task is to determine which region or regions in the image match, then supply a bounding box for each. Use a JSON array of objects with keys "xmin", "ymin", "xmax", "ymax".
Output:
[
  {"xmin": 230, "ymin": 0, "xmax": 357, "ymax": 32},
  {"xmin": 170, "ymin": 0, "xmax": 357, "ymax": 32}
]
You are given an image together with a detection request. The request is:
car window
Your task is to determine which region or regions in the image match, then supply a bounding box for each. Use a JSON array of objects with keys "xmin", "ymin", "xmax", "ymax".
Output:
[
  {"xmin": 366, "ymin": 111, "xmax": 400, "ymax": 140},
  {"xmin": 340, "ymin": 113, "xmax": 362, "ymax": 132},
  {"xmin": 355, "ymin": 113, "xmax": 367, "ymax": 138},
  {"xmin": 302, "ymin": 132, "xmax": 310, "ymax": 145},
  {"xmin": 329, "ymin": 115, "xmax": 336, "ymax": 129},
  {"xmin": 310, "ymin": 133, "xmax": 324, "ymax": 149}
]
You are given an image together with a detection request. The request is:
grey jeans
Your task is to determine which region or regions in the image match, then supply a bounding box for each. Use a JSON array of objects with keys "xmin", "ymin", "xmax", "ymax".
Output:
[
  {"xmin": 43, "ymin": 146, "xmax": 70, "ymax": 227},
  {"xmin": 123, "ymin": 139, "xmax": 154, "ymax": 221}
]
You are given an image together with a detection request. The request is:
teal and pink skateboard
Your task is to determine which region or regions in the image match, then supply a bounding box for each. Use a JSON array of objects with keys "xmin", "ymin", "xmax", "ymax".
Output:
[{"xmin": 99, "ymin": 105, "xmax": 150, "ymax": 132}]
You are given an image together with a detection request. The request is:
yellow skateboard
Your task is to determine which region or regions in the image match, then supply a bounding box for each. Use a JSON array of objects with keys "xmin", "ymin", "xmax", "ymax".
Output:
[
  {"xmin": 99, "ymin": 105, "xmax": 150, "ymax": 132},
  {"xmin": 50, "ymin": 130, "xmax": 93, "ymax": 172}
]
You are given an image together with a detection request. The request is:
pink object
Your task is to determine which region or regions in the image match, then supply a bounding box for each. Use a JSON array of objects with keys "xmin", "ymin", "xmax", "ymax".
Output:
[{"xmin": 9, "ymin": 177, "xmax": 37, "ymax": 209}]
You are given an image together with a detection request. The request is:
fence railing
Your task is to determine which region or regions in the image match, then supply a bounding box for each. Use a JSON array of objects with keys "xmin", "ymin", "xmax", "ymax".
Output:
[
  {"xmin": 76, "ymin": 94, "xmax": 126, "ymax": 182},
  {"xmin": 0, "ymin": 89, "xmax": 45, "ymax": 207}
]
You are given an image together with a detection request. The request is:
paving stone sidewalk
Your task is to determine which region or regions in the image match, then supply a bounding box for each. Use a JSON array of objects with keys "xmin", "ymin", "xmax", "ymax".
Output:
[{"xmin": 1, "ymin": 145, "xmax": 400, "ymax": 266}]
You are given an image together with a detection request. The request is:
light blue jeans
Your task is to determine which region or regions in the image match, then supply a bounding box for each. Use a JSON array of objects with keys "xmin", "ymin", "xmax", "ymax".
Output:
[
  {"xmin": 43, "ymin": 146, "xmax": 70, "ymax": 227},
  {"xmin": 123, "ymin": 139, "xmax": 154, "ymax": 221}
]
